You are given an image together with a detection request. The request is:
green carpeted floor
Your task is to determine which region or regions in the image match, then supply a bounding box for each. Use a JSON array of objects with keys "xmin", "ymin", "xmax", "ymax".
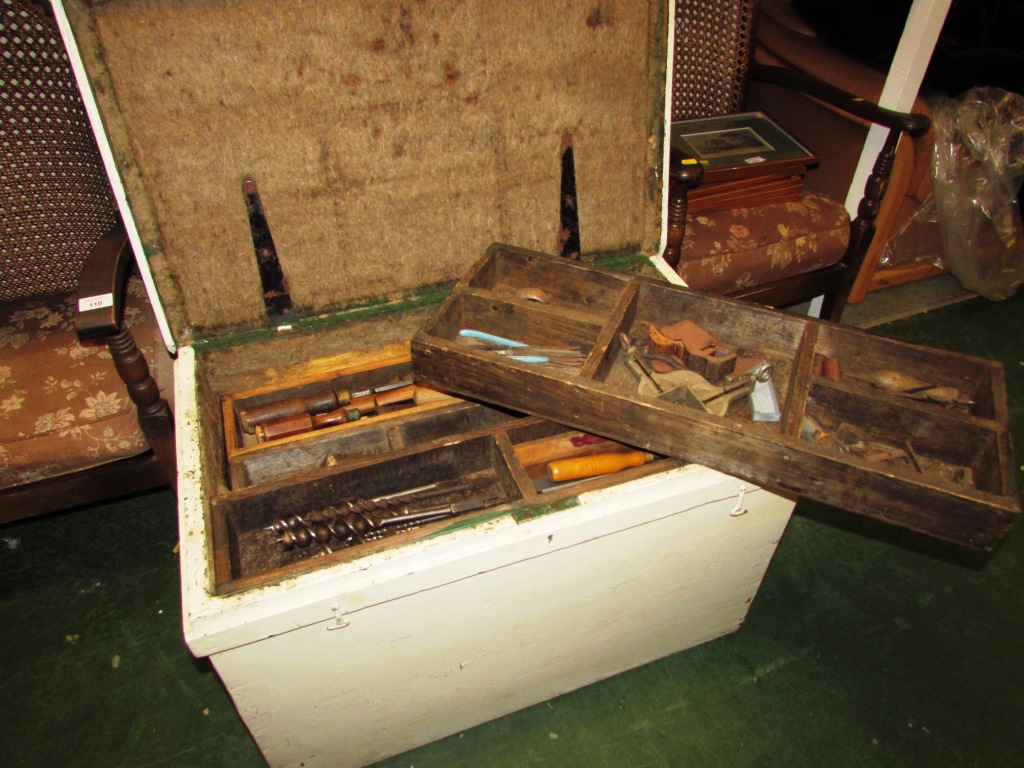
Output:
[{"xmin": 2, "ymin": 290, "xmax": 1022, "ymax": 768}]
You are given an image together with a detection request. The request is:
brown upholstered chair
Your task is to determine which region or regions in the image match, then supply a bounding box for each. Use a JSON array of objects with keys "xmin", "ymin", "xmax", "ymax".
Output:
[
  {"xmin": 0, "ymin": 0, "xmax": 175, "ymax": 523},
  {"xmin": 663, "ymin": 0, "xmax": 930, "ymax": 321}
]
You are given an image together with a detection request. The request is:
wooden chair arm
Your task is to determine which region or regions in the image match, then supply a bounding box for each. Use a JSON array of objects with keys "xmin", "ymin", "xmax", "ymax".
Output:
[
  {"xmin": 751, "ymin": 63, "xmax": 931, "ymax": 137},
  {"xmin": 75, "ymin": 222, "xmax": 132, "ymax": 339},
  {"xmin": 667, "ymin": 155, "xmax": 705, "ymax": 187},
  {"xmin": 72, "ymin": 220, "xmax": 178, "ymax": 489}
]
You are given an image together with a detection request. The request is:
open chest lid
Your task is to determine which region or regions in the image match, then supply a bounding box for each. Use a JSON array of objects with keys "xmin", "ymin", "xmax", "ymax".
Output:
[{"xmin": 57, "ymin": 0, "xmax": 669, "ymax": 348}]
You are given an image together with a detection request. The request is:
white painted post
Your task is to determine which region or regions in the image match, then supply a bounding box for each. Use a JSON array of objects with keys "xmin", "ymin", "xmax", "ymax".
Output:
[{"xmin": 843, "ymin": 0, "xmax": 951, "ymax": 216}]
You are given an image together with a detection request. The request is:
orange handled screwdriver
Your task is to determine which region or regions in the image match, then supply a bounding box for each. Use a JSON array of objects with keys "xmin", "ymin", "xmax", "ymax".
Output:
[
  {"xmin": 547, "ymin": 450, "xmax": 655, "ymax": 483},
  {"xmin": 256, "ymin": 407, "xmax": 361, "ymax": 442}
]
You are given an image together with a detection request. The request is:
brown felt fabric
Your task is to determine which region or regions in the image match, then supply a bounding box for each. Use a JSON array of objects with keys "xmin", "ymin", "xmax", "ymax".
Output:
[{"xmin": 65, "ymin": 0, "xmax": 667, "ymax": 344}]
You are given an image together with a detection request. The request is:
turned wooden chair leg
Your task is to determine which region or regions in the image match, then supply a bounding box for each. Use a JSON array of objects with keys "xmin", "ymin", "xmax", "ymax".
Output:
[
  {"xmin": 663, "ymin": 185, "xmax": 689, "ymax": 270},
  {"xmin": 107, "ymin": 328, "xmax": 177, "ymax": 490}
]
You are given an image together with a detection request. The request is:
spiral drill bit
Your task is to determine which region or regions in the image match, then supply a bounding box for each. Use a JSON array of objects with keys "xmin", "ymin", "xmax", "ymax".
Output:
[
  {"xmin": 274, "ymin": 495, "xmax": 498, "ymax": 551},
  {"xmin": 265, "ymin": 480, "xmax": 472, "ymax": 536},
  {"xmin": 265, "ymin": 478, "xmax": 497, "ymax": 552}
]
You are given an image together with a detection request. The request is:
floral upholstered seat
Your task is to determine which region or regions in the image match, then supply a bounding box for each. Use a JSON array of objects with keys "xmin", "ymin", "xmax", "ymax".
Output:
[
  {"xmin": 676, "ymin": 192, "xmax": 850, "ymax": 293},
  {"xmin": 0, "ymin": 277, "xmax": 162, "ymax": 490}
]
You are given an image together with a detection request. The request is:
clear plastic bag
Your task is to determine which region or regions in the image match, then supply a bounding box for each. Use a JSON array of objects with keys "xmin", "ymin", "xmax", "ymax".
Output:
[
  {"xmin": 879, "ymin": 195, "xmax": 944, "ymax": 270},
  {"xmin": 930, "ymin": 87, "xmax": 1024, "ymax": 300}
]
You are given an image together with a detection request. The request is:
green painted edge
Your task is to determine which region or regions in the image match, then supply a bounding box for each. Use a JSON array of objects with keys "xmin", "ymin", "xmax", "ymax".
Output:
[
  {"xmin": 421, "ymin": 495, "xmax": 583, "ymax": 540},
  {"xmin": 582, "ymin": 248, "xmax": 654, "ymax": 273},
  {"xmin": 192, "ymin": 283, "xmax": 452, "ymax": 353},
  {"xmin": 585, "ymin": 247, "xmax": 647, "ymax": 268}
]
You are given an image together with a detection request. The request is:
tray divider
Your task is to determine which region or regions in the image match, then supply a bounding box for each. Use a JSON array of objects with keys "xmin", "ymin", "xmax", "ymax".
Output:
[
  {"xmin": 223, "ymin": 398, "xmax": 248, "ymax": 488},
  {"xmin": 209, "ymin": 498, "xmax": 237, "ymax": 594},
  {"xmin": 997, "ymin": 428, "xmax": 1018, "ymax": 501},
  {"xmin": 989, "ymin": 362, "xmax": 1012, "ymax": 429},
  {"xmin": 781, "ymin": 322, "xmax": 819, "ymax": 438},
  {"xmin": 494, "ymin": 432, "xmax": 539, "ymax": 501},
  {"xmin": 580, "ymin": 280, "xmax": 640, "ymax": 381}
]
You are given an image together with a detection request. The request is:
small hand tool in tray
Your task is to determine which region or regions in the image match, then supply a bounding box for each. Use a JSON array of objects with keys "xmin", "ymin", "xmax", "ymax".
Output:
[
  {"xmin": 458, "ymin": 328, "xmax": 589, "ymax": 367},
  {"xmin": 617, "ymin": 328, "xmax": 781, "ymax": 422}
]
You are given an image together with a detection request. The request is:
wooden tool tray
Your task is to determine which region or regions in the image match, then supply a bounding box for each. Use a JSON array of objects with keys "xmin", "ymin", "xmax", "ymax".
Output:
[
  {"xmin": 211, "ymin": 346, "xmax": 679, "ymax": 594},
  {"xmin": 222, "ymin": 352, "xmax": 505, "ymax": 489},
  {"xmin": 412, "ymin": 245, "xmax": 1019, "ymax": 551}
]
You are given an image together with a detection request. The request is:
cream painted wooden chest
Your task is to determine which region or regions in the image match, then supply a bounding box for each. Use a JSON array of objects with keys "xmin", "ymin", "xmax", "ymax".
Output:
[{"xmin": 54, "ymin": 0, "xmax": 799, "ymax": 764}]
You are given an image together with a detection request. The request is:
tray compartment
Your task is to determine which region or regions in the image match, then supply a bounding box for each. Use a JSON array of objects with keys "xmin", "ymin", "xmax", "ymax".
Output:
[
  {"xmin": 211, "ymin": 420, "xmax": 676, "ymax": 593},
  {"xmin": 392, "ymin": 400, "xmax": 517, "ymax": 445},
  {"xmin": 213, "ymin": 435, "xmax": 521, "ymax": 590},
  {"xmin": 223, "ymin": 355, "xmax": 413, "ymax": 453},
  {"xmin": 813, "ymin": 324, "xmax": 1004, "ymax": 421},
  {"xmin": 234, "ymin": 399, "xmax": 518, "ymax": 488},
  {"xmin": 223, "ymin": 354, "xmax": 518, "ymax": 489},
  {"xmin": 505, "ymin": 421, "xmax": 667, "ymax": 495},
  {"xmin": 805, "ymin": 381, "xmax": 1004, "ymax": 494},
  {"xmin": 422, "ymin": 290, "xmax": 606, "ymax": 380},
  {"xmin": 466, "ymin": 245, "xmax": 632, "ymax": 320},
  {"xmin": 429, "ymin": 291, "xmax": 605, "ymax": 350},
  {"xmin": 592, "ymin": 280, "xmax": 810, "ymax": 431}
]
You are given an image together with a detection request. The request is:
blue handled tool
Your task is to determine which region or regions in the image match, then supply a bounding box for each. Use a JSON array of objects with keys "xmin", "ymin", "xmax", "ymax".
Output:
[
  {"xmin": 458, "ymin": 329, "xmax": 586, "ymax": 366},
  {"xmin": 459, "ymin": 329, "xmax": 527, "ymax": 347},
  {"xmin": 458, "ymin": 329, "xmax": 548, "ymax": 363}
]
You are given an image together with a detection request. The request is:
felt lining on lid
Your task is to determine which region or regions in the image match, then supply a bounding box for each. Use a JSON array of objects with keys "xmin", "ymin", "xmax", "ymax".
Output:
[{"xmin": 66, "ymin": 0, "xmax": 667, "ymax": 342}]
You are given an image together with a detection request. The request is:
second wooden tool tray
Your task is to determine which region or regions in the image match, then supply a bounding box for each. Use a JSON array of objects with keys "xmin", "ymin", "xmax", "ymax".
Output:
[
  {"xmin": 212, "ymin": 342, "xmax": 679, "ymax": 594},
  {"xmin": 412, "ymin": 245, "xmax": 1020, "ymax": 551}
]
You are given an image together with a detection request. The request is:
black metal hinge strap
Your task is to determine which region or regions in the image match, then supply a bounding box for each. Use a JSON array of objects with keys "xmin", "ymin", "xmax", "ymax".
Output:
[
  {"xmin": 243, "ymin": 178, "xmax": 293, "ymax": 321},
  {"xmin": 558, "ymin": 132, "xmax": 581, "ymax": 260}
]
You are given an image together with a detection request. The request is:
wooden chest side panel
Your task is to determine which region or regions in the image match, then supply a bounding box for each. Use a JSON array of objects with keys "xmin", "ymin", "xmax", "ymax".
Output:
[{"xmin": 66, "ymin": 0, "xmax": 668, "ymax": 341}]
